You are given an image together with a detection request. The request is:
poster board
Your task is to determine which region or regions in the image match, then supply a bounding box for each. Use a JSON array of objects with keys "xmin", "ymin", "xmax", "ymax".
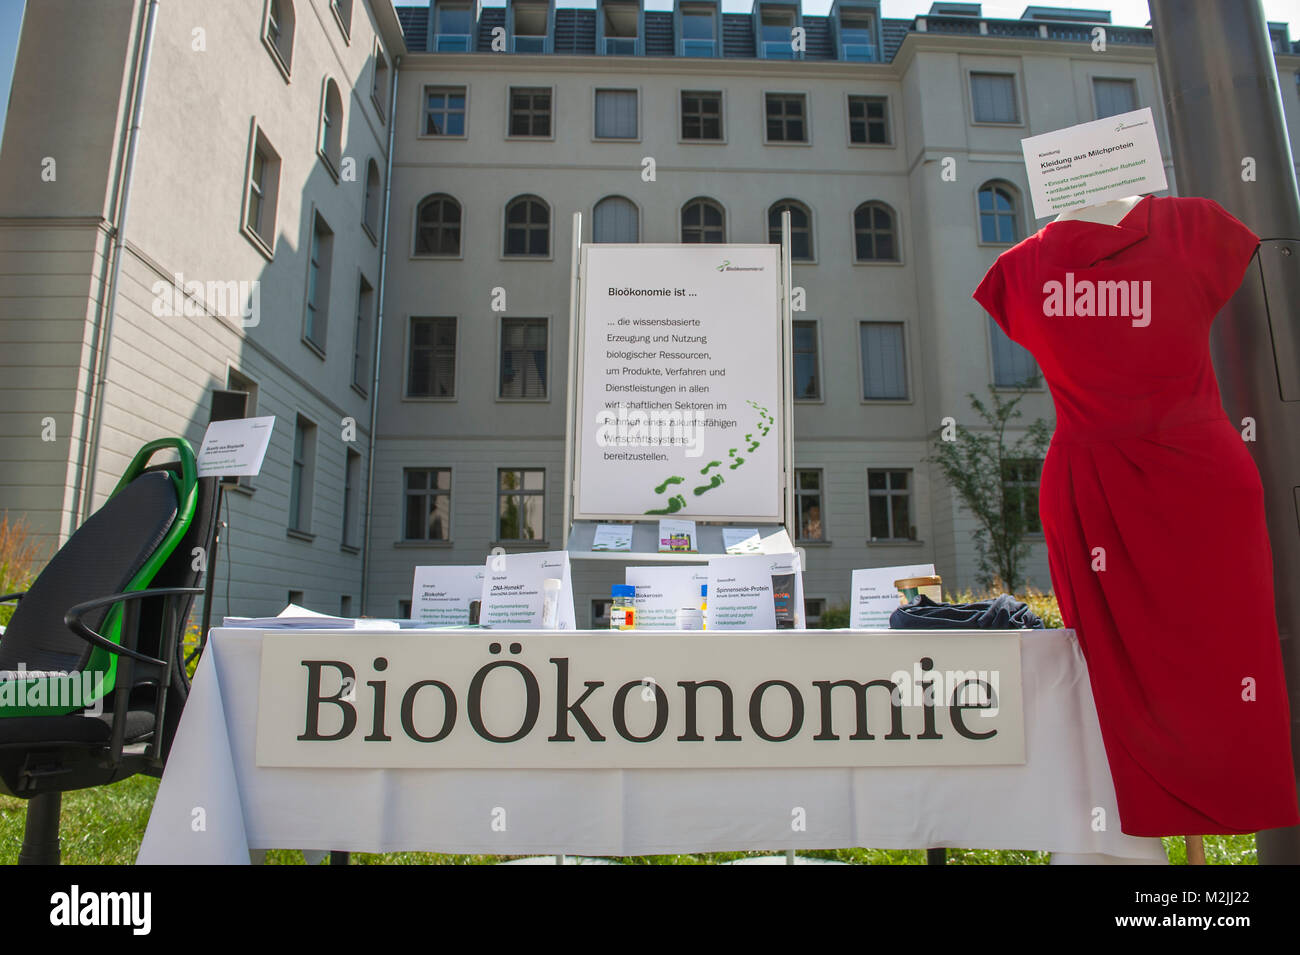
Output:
[{"xmin": 572, "ymin": 244, "xmax": 784, "ymax": 523}]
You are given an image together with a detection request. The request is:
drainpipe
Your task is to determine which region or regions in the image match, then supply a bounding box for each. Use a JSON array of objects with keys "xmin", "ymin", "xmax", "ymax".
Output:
[
  {"xmin": 360, "ymin": 55, "xmax": 400, "ymax": 615},
  {"xmin": 78, "ymin": 0, "xmax": 159, "ymax": 526}
]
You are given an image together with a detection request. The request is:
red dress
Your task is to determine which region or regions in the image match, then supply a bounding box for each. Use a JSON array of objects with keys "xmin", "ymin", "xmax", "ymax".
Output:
[{"xmin": 973, "ymin": 195, "xmax": 1300, "ymax": 836}]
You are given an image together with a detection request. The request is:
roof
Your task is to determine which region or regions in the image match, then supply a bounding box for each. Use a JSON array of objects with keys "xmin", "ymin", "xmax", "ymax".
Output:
[{"xmin": 393, "ymin": 4, "xmax": 1168, "ymax": 61}]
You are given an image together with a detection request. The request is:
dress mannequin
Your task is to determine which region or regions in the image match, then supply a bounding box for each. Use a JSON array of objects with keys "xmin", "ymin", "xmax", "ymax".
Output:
[{"xmin": 1047, "ymin": 190, "xmax": 1190, "ymax": 869}]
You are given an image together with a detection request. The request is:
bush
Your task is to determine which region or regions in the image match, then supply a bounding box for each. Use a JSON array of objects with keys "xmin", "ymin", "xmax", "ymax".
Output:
[{"xmin": 0, "ymin": 514, "xmax": 45, "ymax": 627}]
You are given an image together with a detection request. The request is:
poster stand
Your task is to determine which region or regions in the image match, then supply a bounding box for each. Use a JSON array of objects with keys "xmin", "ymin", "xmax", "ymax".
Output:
[{"xmin": 561, "ymin": 211, "xmax": 798, "ymax": 566}]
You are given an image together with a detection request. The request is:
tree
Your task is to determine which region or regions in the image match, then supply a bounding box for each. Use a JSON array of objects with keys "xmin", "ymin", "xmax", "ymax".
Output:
[{"xmin": 928, "ymin": 381, "xmax": 1052, "ymax": 593}]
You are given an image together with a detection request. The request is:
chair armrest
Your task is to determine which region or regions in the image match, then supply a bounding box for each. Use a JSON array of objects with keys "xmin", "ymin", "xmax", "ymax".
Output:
[
  {"xmin": 64, "ymin": 587, "xmax": 203, "ymax": 667},
  {"xmin": 0, "ymin": 591, "xmax": 26, "ymax": 604}
]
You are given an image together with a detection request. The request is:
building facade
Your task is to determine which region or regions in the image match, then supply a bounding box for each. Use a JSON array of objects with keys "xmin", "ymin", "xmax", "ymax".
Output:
[{"xmin": 1, "ymin": 0, "xmax": 1298, "ymax": 623}]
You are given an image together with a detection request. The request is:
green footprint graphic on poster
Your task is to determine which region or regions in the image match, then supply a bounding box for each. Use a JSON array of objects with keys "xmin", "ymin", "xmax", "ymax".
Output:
[{"xmin": 644, "ymin": 399, "xmax": 771, "ymax": 513}]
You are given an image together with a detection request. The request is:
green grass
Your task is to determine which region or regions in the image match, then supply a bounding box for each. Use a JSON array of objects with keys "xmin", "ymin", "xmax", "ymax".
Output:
[{"xmin": 0, "ymin": 776, "xmax": 1257, "ymax": 865}]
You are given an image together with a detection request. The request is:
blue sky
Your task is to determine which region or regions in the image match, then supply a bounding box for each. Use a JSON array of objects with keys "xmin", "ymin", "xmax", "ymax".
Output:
[{"xmin": 0, "ymin": 0, "xmax": 1294, "ymax": 145}]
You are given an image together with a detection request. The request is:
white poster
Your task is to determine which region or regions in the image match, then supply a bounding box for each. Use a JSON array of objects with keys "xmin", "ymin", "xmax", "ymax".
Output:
[
  {"xmin": 479, "ymin": 551, "xmax": 576, "ymax": 630},
  {"xmin": 850, "ymin": 563, "xmax": 936, "ymax": 630},
  {"xmin": 575, "ymin": 244, "xmax": 783, "ymax": 521},
  {"xmin": 256, "ymin": 630, "xmax": 1024, "ymax": 769},
  {"xmin": 410, "ymin": 565, "xmax": 485, "ymax": 626},
  {"xmin": 196, "ymin": 416, "xmax": 275, "ymax": 478},
  {"xmin": 1021, "ymin": 107, "xmax": 1167, "ymax": 220},
  {"xmin": 706, "ymin": 553, "xmax": 804, "ymax": 631},
  {"xmin": 625, "ymin": 565, "xmax": 709, "ymax": 629}
]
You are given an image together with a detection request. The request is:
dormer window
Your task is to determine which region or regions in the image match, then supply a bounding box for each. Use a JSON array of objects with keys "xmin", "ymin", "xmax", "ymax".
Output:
[
  {"xmin": 680, "ymin": 5, "xmax": 716, "ymax": 56},
  {"xmin": 435, "ymin": 3, "xmax": 474, "ymax": 52},
  {"xmin": 839, "ymin": 8, "xmax": 876, "ymax": 62},
  {"xmin": 760, "ymin": 7, "xmax": 797, "ymax": 60},
  {"xmin": 513, "ymin": 2, "xmax": 549, "ymax": 52},
  {"xmin": 602, "ymin": 1, "xmax": 639, "ymax": 55}
]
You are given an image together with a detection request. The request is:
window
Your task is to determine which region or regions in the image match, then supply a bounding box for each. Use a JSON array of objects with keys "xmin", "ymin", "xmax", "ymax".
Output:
[
  {"xmin": 839, "ymin": 9, "xmax": 876, "ymax": 61},
  {"xmin": 415, "ymin": 194, "xmax": 462, "ymax": 256},
  {"xmin": 792, "ymin": 321, "xmax": 819, "ymax": 400},
  {"xmin": 595, "ymin": 89, "xmax": 638, "ymax": 139},
  {"xmin": 859, "ymin": 321, "xmax": 907, "ymax": 400},
  {"xmin": 352, "ymin": 275, "xmax": 374, "ymax": 393},
  {"xmin": 497, "ymin": 468, "xmax": 544, "ymax": 541},
  {"xmin": 289, "ymin": 590, "xmax": 305, "ymax": 607},
  {"xmin": 591, "ymin": 598, "xmax": 613, "ymax": 628},
  {"xmin": 512, "ymin": 2, "xmax": 548, "ymax": 52},
  {"xmin": 499, "ymin": 318, "xmax": 548, "ymax": 399},
  {"xmin": 289, "ymin": 415, "xmax": 317, "ymax": 533},
  {"xmin": 970, "ymin": 72, "xmax": 1019, "ymax": 124},
  {"xmin": 435, "ymin": 3, "xmax": 474, "ymax": 51},
  {"xmin": 978, "ymin": 182, "xmax": 1020, "ymax": 244},
  {"xmin": 504, "ymin": 195, "xmax": 550, "ymax": 256},
  {"xmin": 795, "ymin": 469, "xmax": 824, "ymax": 541},
  {"xmin": 243, "ymin": 125, "xmax": 281, "ymax": 256},
  {"xmin": 423, "ymin": 86, "xmax": 466, "ymax": 136},
  {"xmin": 362, "ymin": 159, "xmax": 381, "ymax": 239},
  {"xmin": 372, "ymin": 46, "xmax": 390, "ymax": 119},
  {"xmin": 989, "ymin": 316, "xmax": 1039, "ymax": 387},
  {"xmin": 304, "ymin": 212, "xmax": 333, "ymax": 352},
  {"xmin": 765, "ymin": 93, "xmax": 807, "ymax": 143},
  {"xmin": 225, "ymin": 369, "xmax": 259, "ymax": 490},
  {"xmin": 760, "ymin": 7, "xmax": 797, "ymax": 59},
  {"xmin": 263, "ymin": 0, "xmax": 295, "ymax": 77},
  {"xmin": 681, "ymin": 197, "xmax": 724, "ymax": 243},
  {"xmin": 593, "ymin": 196, "xmax": 638, "ymax": 243},
  {"xmin": 509, "ymin": 87, "xmax": 552, "ymax": 137},
  {"xmin": 318, "ymin": 79, "xmax": 344, "ymax": 178},
  {"xmin": 342, "ymin": 448, "xmax": 361, "ymax": 549},
  {"xmin": 848, "ymin": 95, "xmax": 889, "ymax": 145},
  {"xmin": 331, "ymin": 0, "xmax": 352, "ymax": 40},
  {"xmin": 407, "ymin": 317, "xmax": 457, "ymax": 398},
  {"xmin": 602, "ymin": 1, "xmax": 639, "ymax": 55},
  {"xmin": 681, "ymin": 91, "xmax": 722, "ymax": 140},
  {"xmin": 680, "ymin": 6, "xmax": 716, "ymax": 56},
  {"xmin": 1002, "ymin": 458, "xmax": 1043, "ymax": 534},
  {"xmin": 340, "ymin": 595, "xmax": 353, "ymax": 616},
  {"xmin": 404, "ymin": 468, "xmax": 451, "ymax": 541},
  {"xmin": 854, "ymin": 201, "xmax": 897, "ymax": 262},
  {"xmin": 868, "ymin": 469, "xmax": 915, "ymax": 541},
  {"xmin": 1093, "ymin": 77, "xmax": 1137, "ymax": 119},
  {"xmin": 768, "ymin": 200, "xmax": 813, "ymax": 261},
  {"xmin": 399, "ymin": 599, "xmax": 412, "ymax": 617},
  {"xmin": 804, "ymin": 598, "xmax": 826, "ymax": 628}
]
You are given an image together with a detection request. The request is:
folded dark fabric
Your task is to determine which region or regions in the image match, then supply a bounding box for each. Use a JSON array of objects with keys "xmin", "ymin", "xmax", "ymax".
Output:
[{"xmin": 888, "ymin": 593, "xmax": 1045, "ymax": 630}]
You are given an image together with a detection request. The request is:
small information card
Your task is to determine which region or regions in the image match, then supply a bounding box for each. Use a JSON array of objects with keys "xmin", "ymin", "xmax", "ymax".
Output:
[{"xmin": 1021, "ymin": 108, "xmax": 1166, "ymax": 220}]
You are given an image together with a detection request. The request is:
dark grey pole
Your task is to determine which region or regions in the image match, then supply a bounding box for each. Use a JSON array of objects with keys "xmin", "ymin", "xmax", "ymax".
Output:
[{"xmin": 1150, "ymin": 0, "xmax": 1300, "ymax": 864}]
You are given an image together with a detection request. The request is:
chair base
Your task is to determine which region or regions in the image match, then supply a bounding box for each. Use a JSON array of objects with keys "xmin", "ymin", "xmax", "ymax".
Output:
[{"xmin": 17, "ymin": 791, "xmax": 61, "ymax": 865}]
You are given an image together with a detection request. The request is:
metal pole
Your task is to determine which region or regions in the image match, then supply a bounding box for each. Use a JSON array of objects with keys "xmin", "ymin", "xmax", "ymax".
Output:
[
  {"xmin": 1150, "ymin": 0, "xmax": 1300, "ymax": 864},
  {"xmin": 562, "ymin": 212, "xmax": 583, "ymax": 547},
  {"xmin": 360, "ymin": 56, "xmax": 401, "ymax": 615}
]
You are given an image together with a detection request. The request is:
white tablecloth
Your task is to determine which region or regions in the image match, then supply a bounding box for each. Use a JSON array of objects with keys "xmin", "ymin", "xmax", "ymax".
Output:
[{"xmin": 137, "ymin": 627, "xmax": 1166, "ymax": 863}]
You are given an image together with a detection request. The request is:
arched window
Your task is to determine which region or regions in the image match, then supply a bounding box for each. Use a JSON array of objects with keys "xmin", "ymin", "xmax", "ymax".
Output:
[
  {"xmin": 978, "ymin": 181, "xmax": 1020, "ymax": 244},
  {"xmin": 768, "ymin": 199, "xmax": 813, "ymax": 261},
  {"xmin": 593, "ymin": 196, "xmax": 639, "ymax": 243},
  {"xmin": 854, "ymin": 201, "xmax": 898, "ymax": 262},
  {"xmin": 264, "ymin": 0, "xmax": 295, "ymax": 75},
  {"xmin": 414, "ymin": 194, "xmax": 461, "ymax": 256},
  {"xmin": 318, "ymin": 78, "xmax": 344, "ymax": 178},
  {"xmin": 362, "ymin": 159, "xmax": 381, "ymax": 237},
  {"xmin": 504, "ymin": 195, "xmax": 550, "ymax": 256},
  {"xmin": 681, "ymin": 197, "xmax": 724, "ymax": 243}
]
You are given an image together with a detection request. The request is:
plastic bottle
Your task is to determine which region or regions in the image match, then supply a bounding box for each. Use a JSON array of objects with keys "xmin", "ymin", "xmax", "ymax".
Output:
[
  {"xmin": 700, "ymin": 583, "xmax": 707, "ymax": 630},
  {"xmin": 541, "ymin": 578, "xmax": 562, "ymax": 629},
  {"xmin": 610, "ymin": 584, "xmax": 637, "ymax": 630}
]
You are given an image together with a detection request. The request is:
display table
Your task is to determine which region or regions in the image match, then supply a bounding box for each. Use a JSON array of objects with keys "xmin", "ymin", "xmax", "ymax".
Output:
[{"xmin": 136, "ymin": 626, "xmax": 1166, "ymax": 864}]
